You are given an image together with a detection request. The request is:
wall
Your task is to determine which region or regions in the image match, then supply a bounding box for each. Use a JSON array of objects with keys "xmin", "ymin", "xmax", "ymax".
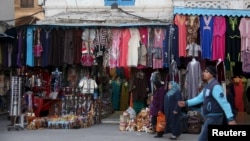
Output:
[
  {"xmin": 42, "ymin": 0, "xmax": 173, "ymax": 19},
  {"xmin": 0, "ymin": 0, "xmax": 15, "ymax": 26},
  {"xmin": 14, "ymin": 0, "xmax": 45, "ymax": 26}
]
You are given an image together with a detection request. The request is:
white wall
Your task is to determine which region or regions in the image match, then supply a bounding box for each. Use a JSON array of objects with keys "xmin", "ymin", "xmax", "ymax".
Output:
[
  {"xmin": 43, "ymin": 0, "xmax": 173, "ymax": 17},
  {"xmin": 0, "ymin": 0, "xmax": 15, "ymax": 26}
]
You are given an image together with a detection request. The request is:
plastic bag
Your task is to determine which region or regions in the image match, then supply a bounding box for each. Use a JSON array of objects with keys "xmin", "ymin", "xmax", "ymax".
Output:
[
  {"xmin": 126, "ymin": 107, "xmax": 136, "ymax": 119},
  {"xmin": 156, "ymin": 111, "xmax": 166, "ymax": 132}
]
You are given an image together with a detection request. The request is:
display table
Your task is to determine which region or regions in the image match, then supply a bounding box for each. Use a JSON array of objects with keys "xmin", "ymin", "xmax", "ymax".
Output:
[{"xmin": 34, "ymin": 97, "xmax": 62, "ymax": 117}]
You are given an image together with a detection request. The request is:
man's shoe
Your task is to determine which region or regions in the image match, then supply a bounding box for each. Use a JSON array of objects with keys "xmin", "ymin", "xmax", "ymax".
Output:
[
  {"xmin": 154, "ymin": 135, "xmax": 163, "ymax": 138},
  {"xmin": 169, "ymin": 135, "xmax": 177, "ymax": 140}
]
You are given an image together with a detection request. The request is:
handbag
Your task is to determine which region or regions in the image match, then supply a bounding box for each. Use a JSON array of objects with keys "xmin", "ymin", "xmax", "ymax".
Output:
[
  {"xmin": 156, "ymin": 111, "xmax": 166, "ymax": 132},
  {"xmin": 187, "ymin": 111, "xmax": 203, "ymax": 134}
]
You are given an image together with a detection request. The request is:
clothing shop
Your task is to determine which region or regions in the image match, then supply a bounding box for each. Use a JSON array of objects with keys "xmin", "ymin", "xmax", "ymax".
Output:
[
  {"xmin": 173, "ymin": 6, "xmax": 250, "ymax": 112},
  {"xmin": 1, "ymin": 2, "xmax": 250, "ymax": 132},
  {"xmin": 0, "ymin": 7, "xmax": 176, "ymax": 130}
]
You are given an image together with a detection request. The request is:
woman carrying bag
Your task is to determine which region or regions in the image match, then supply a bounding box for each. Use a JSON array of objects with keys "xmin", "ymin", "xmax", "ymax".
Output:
[
  {"xmin": 150, "ymin": 79, "xmax": 167, "ymax": 138},
  {"xmin": 164, "ymin": 81, "xmax": 182, "ymax": 140}
]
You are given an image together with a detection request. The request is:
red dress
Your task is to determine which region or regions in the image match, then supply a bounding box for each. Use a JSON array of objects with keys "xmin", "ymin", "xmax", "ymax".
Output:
[{"xmin": 233, "ymin": 78, "xmax": 245, "ymax": 112}]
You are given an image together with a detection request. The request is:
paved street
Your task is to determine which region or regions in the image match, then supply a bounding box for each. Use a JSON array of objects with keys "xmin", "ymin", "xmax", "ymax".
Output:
[
  {"xmin": 0, "ymin": 114, "xmax": 199, "ymax": 141},
  {"xmin": 0, "ymin": 122, "xmax": 198, "ymax": 141},
  {"xmin": 0, "ymin": 112, "xmax": 249, "ymax": 141}
]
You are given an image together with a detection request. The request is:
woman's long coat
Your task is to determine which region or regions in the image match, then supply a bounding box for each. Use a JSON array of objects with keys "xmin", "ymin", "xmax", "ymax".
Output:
[{"xmin": 164, "ymin": 89, "xmax": 182, "ymax": 136}]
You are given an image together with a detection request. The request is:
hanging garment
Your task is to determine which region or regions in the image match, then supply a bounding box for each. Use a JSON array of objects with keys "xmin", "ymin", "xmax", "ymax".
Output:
[
  {"xmin": 33, "ymin": 28, "xmax": 43, "ymax": 59},
  {"xmin": 63, "ymin": 29, "xmax": 74, "ymax": 64},
  {"xmin": 26, "ymin": 27, "xmax": 34, "ymax": 66},
  {"xmin": 186, "ymin": 15, "xmax": 200, "ymax": 44},
  {"xmin": 81, "ymin": 29, "xmax": 95, "ymax": 67},
  {"xmin": 153, "ymin": 28, "xmax": 165, "ymax": 69},
  {"xmin": 139, "ymin": 27, "xmax": 148, "ymax": 46},
  {"xmin": 233, "ymin": 78, "xmax": 245, "ymax": 112},
  {"xmin": 174, "ymin": 14, "xmax": 187, "ymax": 57},
  {"xmin": 127, "ymin": 28, "xmax": 140, "ymax": 67},
  {"xmin": 212, "ymin": 16, "xmax": 226, "ymax": 61},
  {"xmin": 111, "ymin": 78, "xmax": 121, "ymax": 110},
  {"xmin": 239, "ymin": 18, "xmax": 250, "ymax": 53},
  {"xmin": 78, "ymin": 77, "xmax": 98, "ymax": 94},
  {"xmin": 17, "ymin": 30, "xmax": 23, "ymax": 67},
  {"xmin": 137, "ymin": 44, "xmax": 147, "ymax": 68},
  {"xmin": 33, "ymin": 45, "xmax": 43, "ymax": 57},
  {"xmin": 163, "ymin": 24, "xmax": 179, "ymax": 68},
  {"xmin": 41, "ymin": 28, "xmax": 51, "ymax": 67},
  {"xmin": 119, "ymin": 28, "xmax": 131, "ymax": 68},
  {"xmin": 147, "ymin": 28, "xmax": 154, "ymax": 68},
  {"xmin": 81, "ymin": 53, "xmax": 94, "ymax": 67},
  {"xmin": 200, "ymin": 16, "xmax": 214, "ymax": 59},
  {"xmin": 216, "ymin": 59, "xmax": 226, "ymax": 83},
  {"xmin": 239, "ymin": 18, "xmax": 250, "ymax": 73},
  {"xmin": 186, "ymin": 42, "xmax": 201, "ymax": 57},
  {"xmin": 185, "ymin": 60, "xmax": 202, "ymax": 99},
  {"xmin": 109, "ymin": 28, "xmax": 121, "ymax": 68},
  {"xmin": 225, "ymin": 17, "xmax": 241, "ymax": 62},
  {"xmin": 120, "ymin": 81, "xmax": 129, "ymax": 111}
]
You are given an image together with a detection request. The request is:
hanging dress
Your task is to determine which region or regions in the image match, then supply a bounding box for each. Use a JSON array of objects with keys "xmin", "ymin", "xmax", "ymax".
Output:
[
  {"xmin": 174, "ymin": 14, "xmax": 187, "ymax": 57},
  {"xmin": 225, "ymin": 17, "xmax": 241, "ymax": 62},
  {"xmin": 212, "ymin": 16, "xmax": 226, "ymax": 61},
  {"xmin": 233, "ymin": 77, "xmax": 245, "ymax": 112},
  {"xmin": 239, "ymin": 18, "xmax": 250, "ymax": 73},
  {"xmin": 200, "ymin": 16, "xmax": 214, "ymax": 60},
  {"xmin": 119, "ymin": 28, "xmax": 131, "ymax": 68}
]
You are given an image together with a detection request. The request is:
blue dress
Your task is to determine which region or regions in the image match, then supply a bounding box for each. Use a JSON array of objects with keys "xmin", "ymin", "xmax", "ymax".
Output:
[{"xmin": 200, "ymin": 16, "xmax": 214, "ymax": 59}]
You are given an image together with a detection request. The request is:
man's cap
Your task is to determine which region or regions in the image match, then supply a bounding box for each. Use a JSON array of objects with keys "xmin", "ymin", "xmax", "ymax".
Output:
[{"xmin": 205, "ymin": 65, "xmax": 216, "ymax": 77}]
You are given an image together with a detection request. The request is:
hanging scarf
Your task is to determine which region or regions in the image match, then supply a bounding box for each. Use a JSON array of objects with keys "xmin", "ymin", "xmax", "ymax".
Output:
[{"xmin": 167, "ymin": 81, "xmax": 180, "ymax": 96}]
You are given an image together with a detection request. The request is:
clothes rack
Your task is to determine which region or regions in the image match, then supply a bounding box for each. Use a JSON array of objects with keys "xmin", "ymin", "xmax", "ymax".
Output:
[{"xmin": 8, "ymin": 76, "xmax": 24, "ymax": 131}]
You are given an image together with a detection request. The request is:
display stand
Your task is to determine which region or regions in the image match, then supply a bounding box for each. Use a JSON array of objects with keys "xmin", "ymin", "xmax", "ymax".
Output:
[{"xmin": 7, "ymin": 76, "xmax": 24, "ymax": 131}]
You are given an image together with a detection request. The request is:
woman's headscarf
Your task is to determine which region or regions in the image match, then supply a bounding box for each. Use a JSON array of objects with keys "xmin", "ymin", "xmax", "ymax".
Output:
[
  {"xmin": 153, "ymin": 79, "xmax": 163, "ymax": 89},
  {"xmin": 167, "ymin": 81, "xmax": 180, "ymax": 96}
]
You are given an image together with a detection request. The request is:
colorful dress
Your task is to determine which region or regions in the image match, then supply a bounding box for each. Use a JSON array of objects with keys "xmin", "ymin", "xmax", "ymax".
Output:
[
  {"xmin": 174, "ymin": 14, "xmax": 187, "ymax": 57},
  {"xmin": 212, "ymin": 16, "xmax": 226, "ymax": 61},
  {"xmin": 200, "ymin": 16, "xmax": 214, "ymax": 59}
]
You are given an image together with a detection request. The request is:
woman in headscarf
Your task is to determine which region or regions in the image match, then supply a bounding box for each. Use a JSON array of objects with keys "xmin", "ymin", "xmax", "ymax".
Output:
[
  {"xmin": 150, "ymin": 79, "xmax": 167, "ymax": 138},
  {"xmin": 164, "ymin": 81, "xmax": 182, "ymax": 140}
]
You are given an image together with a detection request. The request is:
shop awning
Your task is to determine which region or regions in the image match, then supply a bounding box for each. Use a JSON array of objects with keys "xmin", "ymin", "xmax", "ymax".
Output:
[
  {"xmin": 0, "ymin": 22, "xmax": 15, "ymax": 41},
  {"xmin": 35, "ymin": 9, "xmax": 173, "ymax": 27},
  {"xmin": 0, "ymin": 28, "xmax": 16, "ymax": 41},
  {"xmin": 174, "ymin": 7, "xmax": 250, "ymax": 17}
]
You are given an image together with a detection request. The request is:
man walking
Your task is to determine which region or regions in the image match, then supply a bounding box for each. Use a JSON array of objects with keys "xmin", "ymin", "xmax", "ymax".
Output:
[{"xmin": 178, "ymin": 65, "xmax": 236, "ymax": 141}]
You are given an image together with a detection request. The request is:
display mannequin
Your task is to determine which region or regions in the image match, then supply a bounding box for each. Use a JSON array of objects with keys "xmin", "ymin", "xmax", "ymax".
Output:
[
  {"xmin": 51, "ymin": 68, "xmax": 62, "ymax": 92},
  {"xmin": 185, "ymin": 59, "xmax": 202, "ymax": 99},
  {"xmin": 78, "ymin": 74, "xmax": 98, "ymax": 94}
]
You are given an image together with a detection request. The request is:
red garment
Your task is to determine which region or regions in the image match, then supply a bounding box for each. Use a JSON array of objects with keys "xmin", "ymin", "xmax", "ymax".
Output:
[
  {"xmin": 138, "ymin": 27, "xmax": 148, "ymax": 46},
  {"xmin": 81, "ymin": 54, "xmax": 94, "ymax": 66},
  {"xmin": 33, "ymin": 44, "xmax": 43, "ymax": 57},
  {"xmin": 233, "ymin": 79, "xmax": 244, "ymax": 112}
]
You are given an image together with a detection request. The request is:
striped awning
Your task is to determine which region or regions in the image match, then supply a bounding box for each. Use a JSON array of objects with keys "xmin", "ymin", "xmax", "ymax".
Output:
[{"xmin": 174, "ymin": 7, "xmax": 250, "ymax": 17}]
